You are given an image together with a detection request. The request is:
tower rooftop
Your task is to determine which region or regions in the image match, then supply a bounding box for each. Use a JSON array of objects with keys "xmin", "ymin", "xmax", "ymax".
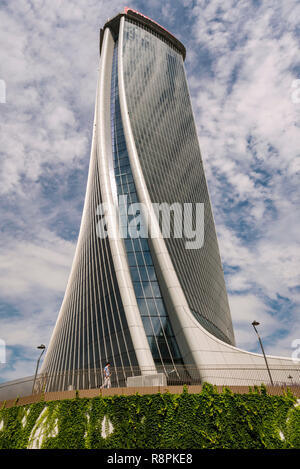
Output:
[{"xmin": 100, "ymin": 7, "xmax": 186, "ymax": 60}]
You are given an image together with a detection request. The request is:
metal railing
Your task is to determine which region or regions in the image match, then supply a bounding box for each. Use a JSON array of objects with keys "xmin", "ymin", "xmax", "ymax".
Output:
[
  {"xmin": 34, "ymin": 365, "xmax": 198, "ymax": 393},
  {"xmin": 33, "ymin": 364, "xmax": 300, "ymax": 394},
  {"xmin": 1, "ymin": 364, "xmax": 299, "ymax": 401}
]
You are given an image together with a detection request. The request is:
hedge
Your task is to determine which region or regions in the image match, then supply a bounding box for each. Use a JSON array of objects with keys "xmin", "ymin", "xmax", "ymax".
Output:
[{"xmin": 0, "ymin": 384, "xmax": 299, "ymax": 449}]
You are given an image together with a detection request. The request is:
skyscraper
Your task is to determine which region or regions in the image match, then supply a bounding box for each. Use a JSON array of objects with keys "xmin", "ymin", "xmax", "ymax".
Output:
[{"xmin": 40, "ymin": 9, "xmax": 299, "ymax": 390}]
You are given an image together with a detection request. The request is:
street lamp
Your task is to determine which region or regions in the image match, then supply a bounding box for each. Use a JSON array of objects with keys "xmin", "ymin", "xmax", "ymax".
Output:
[
  {"xmin": 32, "ymin": 344, "xmax": 46, "ymax": 394},
  {"xmin": 251, "ymin": 321, "xmax": 274, "ymax": 386}
]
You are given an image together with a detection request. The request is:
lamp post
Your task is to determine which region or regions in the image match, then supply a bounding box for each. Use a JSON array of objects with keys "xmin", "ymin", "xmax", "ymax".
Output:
[
  {"xmin": 32, "ymin": 344, "xmax": 46, "ymax": 394},
  {"xmin": 251, "ymin": 321, "xmax": 274, "ymax": 386}
]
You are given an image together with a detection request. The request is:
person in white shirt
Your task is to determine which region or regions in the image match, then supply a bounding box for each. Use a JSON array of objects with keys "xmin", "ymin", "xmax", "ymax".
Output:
[{"xmin": 100, "ymin": 362, "xmax": 111, "ymax": 389}]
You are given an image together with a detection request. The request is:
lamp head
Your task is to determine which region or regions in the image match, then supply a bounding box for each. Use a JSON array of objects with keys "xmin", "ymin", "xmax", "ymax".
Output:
[
  {"xmin": 37, "ymin": 344, "xmax": 46, "ymax": 350},
  {"xmin": 252, "ymin": 321, "xmax": 260, "ymax": 327}
]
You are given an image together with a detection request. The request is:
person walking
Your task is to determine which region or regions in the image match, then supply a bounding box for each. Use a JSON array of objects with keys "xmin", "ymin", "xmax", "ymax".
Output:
[{"xmin": 100, "ymin": 362, "xmax": 111, "ymax": 389}]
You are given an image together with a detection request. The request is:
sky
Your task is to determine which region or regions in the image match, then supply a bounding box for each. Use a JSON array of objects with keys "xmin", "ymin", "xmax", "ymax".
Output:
[{"xmin": 0, "ymin": 0, "xmax": 299, "ymax": 383}]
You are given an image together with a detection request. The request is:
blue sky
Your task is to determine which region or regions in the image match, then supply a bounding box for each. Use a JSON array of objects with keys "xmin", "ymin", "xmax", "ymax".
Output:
[{"xmin": 0, "ymin": 0, "xmax": 299, "ymax": 382}]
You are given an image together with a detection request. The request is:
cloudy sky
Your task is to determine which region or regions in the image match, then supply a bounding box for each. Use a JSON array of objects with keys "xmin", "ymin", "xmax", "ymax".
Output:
[{"xmin": 0, "ymin": 0, "xmax": 299, "ymax": 382}]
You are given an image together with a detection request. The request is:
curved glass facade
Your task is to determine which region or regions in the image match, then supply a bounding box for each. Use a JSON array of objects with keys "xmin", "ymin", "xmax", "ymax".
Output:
[
  {"xmin": 111, "ymin": 43, "xmax": 183, "ymax": 371},
  {"xmin": 122, "ymin": 18, "xmax": 235, "ymax": 345}
]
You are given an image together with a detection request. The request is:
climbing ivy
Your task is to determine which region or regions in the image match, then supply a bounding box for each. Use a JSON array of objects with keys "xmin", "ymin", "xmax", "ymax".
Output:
[{"xmin": 0, "ymin": 384, "xmax": 299, "ymax": 449}]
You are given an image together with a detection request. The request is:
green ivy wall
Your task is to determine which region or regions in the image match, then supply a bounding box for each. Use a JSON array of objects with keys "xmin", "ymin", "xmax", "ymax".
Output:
[{"xmin": 0, "ymin": 384, "xmax": 299, "ymax": 449}]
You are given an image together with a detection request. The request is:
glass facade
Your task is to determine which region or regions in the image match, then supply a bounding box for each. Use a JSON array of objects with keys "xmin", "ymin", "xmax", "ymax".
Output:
[
  {"xmin": 122, "ymin": 18, "xmax": 235, "ymax": 345},
  {"xmin": 110, "ymin": 42, "xmax": 183, "ymax": 371}
]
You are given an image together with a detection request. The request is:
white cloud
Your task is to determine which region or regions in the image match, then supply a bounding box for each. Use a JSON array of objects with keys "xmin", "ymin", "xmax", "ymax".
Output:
[
  {"xmin": 187, "ymin": 0, "xmax": 300, "ymax": 353},
  {"xmin": 0, "ymin": 0, "xmax": 299, "ymax": 381},
  {"xmin": 0, "ymin": 229, "xmax": 75, "ymax": 298},
  {"xmin": 0, "ymin": 0, "xmax": 126, "ymax": 381}
]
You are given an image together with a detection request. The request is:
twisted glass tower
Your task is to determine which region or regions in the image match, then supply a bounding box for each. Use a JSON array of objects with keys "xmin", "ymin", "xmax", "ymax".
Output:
[
  {"xmin": 40, "ymin": 9, "xmax": 235, "ymax": 390},
  {"xmin": 41, "ymin": 9, "xmax": 299, "ymax": 390}
]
